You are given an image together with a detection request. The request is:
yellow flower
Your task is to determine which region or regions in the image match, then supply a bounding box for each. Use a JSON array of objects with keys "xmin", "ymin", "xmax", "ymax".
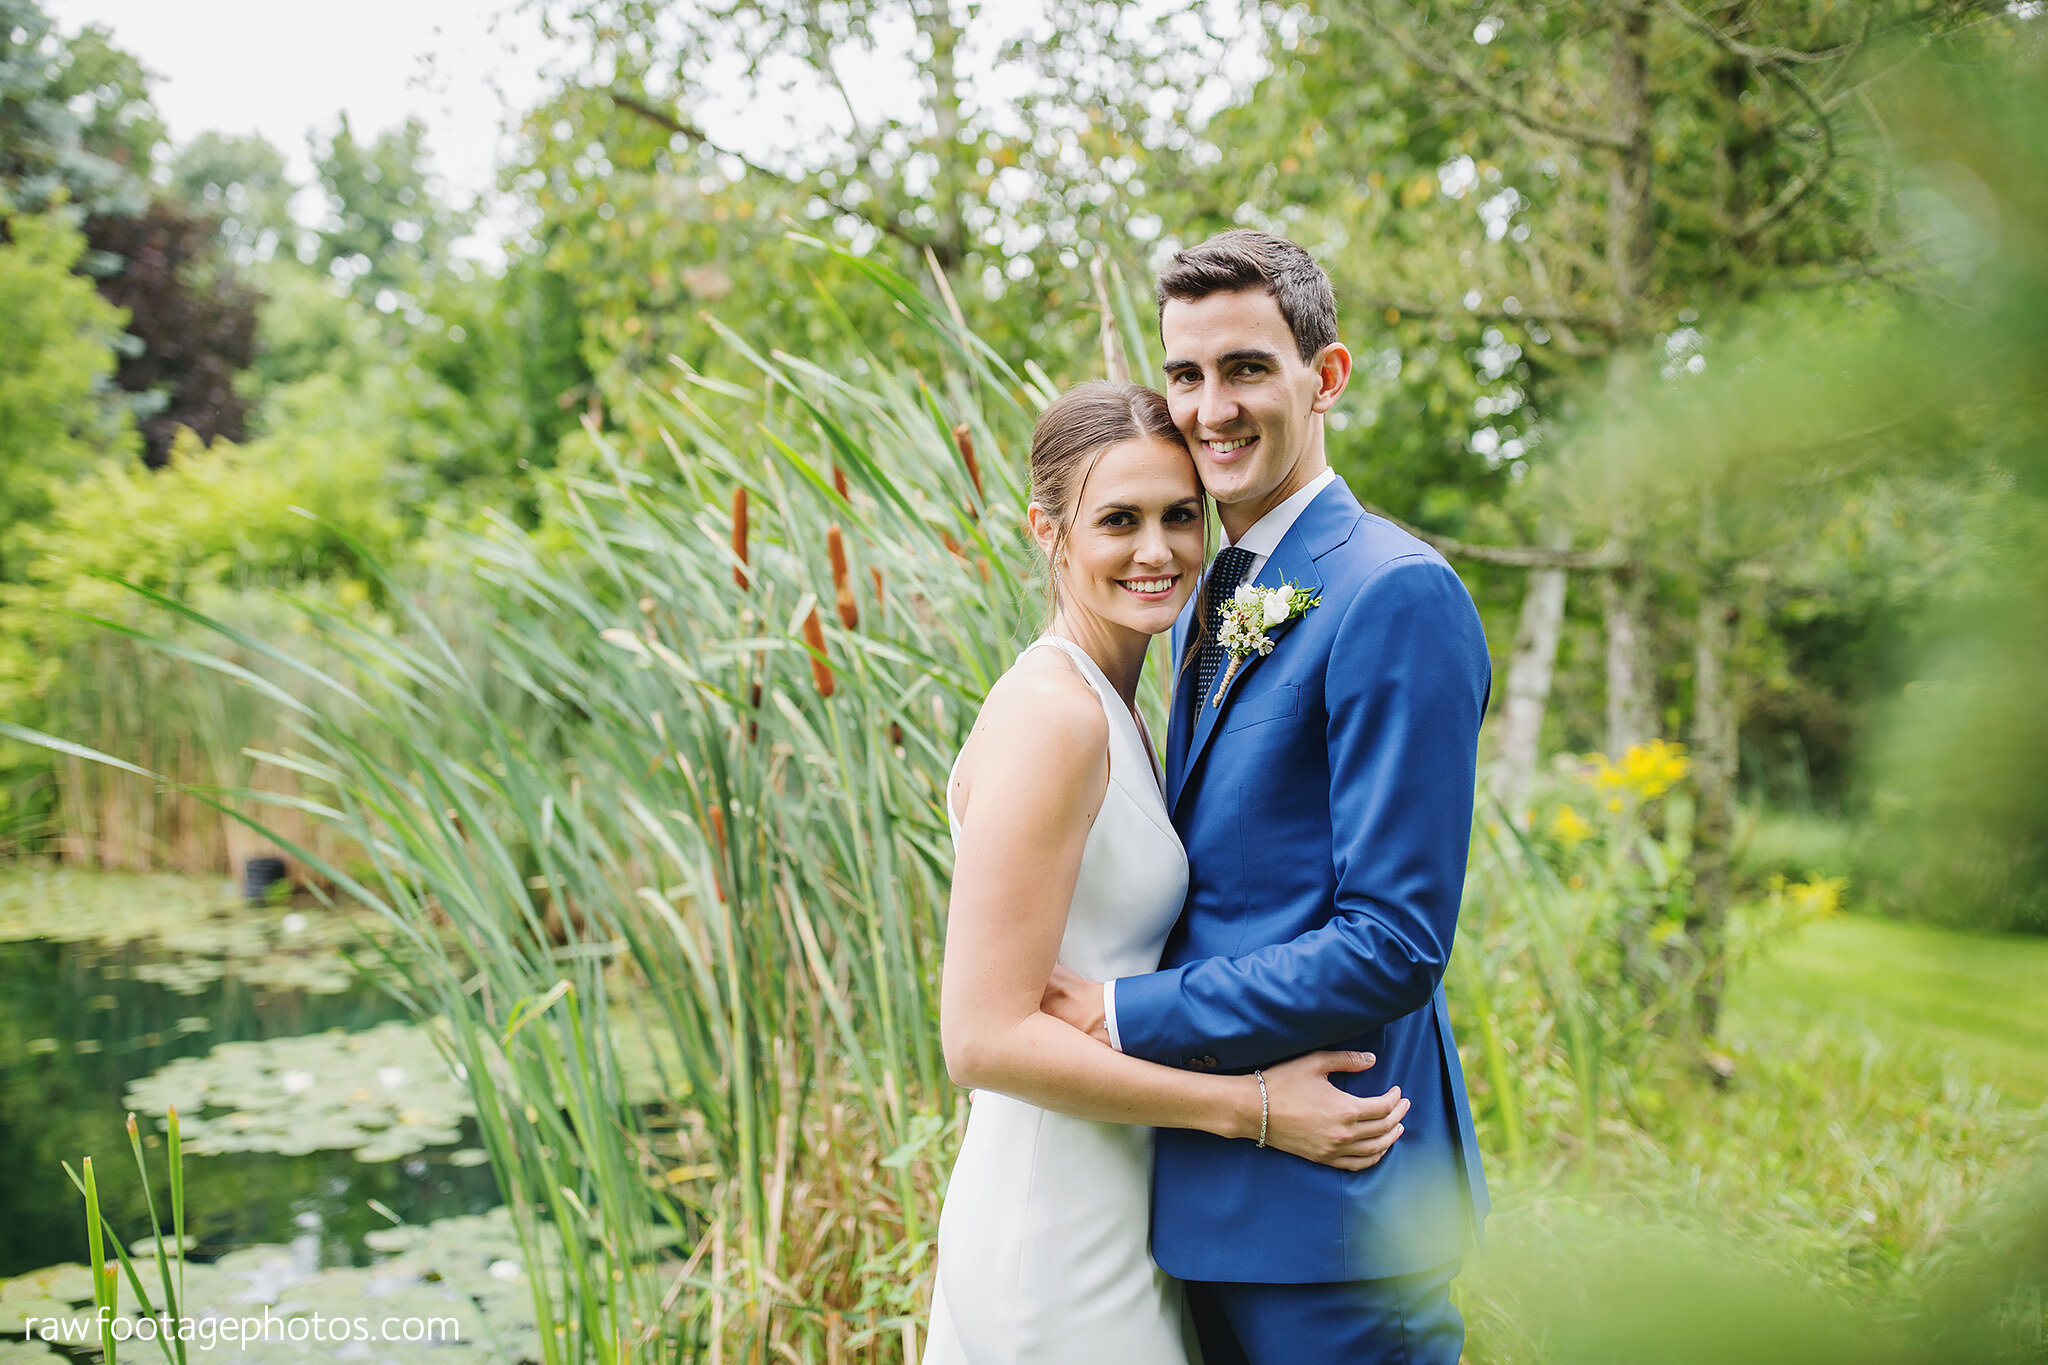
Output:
[
  {"xmin": 1579, "ymin": 739, "xmax": 1690, "ymax": 800},
  {"xmin": 1788, "ymin": 874, "xmax": 1847, "ymax": 918},
  {"xmin": 1548, "ymin": 805, "xmax": 1593, "ymax": 846}
]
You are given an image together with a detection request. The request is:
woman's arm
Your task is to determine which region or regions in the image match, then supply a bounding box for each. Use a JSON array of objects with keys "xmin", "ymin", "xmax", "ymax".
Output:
[{"xmin": 941, "ymin": 657, "xmax": 1406, "ymax": 1167}]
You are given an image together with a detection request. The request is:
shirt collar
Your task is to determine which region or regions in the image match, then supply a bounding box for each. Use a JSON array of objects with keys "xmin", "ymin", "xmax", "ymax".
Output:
[{"xmin": 1223, "ymin": 467, "xmax": 1339, "ymax": 559}]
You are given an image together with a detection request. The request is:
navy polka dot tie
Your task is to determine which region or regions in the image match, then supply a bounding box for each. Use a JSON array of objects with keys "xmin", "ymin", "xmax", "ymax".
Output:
[{"xmin": 1196, "ymin": 546, "xmax": 1256, "ymax": 707}]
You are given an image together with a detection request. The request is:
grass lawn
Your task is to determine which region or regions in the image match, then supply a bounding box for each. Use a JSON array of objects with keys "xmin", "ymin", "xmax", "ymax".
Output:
[{"xmin": 1724, "ymin": 913, "xmax": 2048, "ymax": 1106}]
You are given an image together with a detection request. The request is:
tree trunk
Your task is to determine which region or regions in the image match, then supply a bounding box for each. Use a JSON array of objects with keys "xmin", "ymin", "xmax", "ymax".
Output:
[
  {"xmin": 1492, "ymin": 521, "xmax": 1572, "ymax": 806},
  {"xmin": 1606, "ymin": 2, "xmax": 1655, "ymax": 331},
  {"xmin": 918, "ymin": 0, "xmax": 967, "ymax": 271},
  {"xmin": 1687, "ymin": 572, "xmax": 1739, "ymax": 1037},
  {"xmin": 1602, "ymin": 567, "xmax": 1654, "ymax": 754},
  {"xmin": 1601, "ymin": 0, "xmax": 1656, "ymax": 746}
]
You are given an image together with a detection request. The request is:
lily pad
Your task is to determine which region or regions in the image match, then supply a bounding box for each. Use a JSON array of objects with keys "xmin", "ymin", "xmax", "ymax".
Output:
[
  {"xmin": 0, "ymin": 868, "xmax": 379, "ymax": 996},
  {"xmin": 5, "ymin": 1210, "xmax": 540, "ymax": 1362},
  {"xmin": 0, "ymin": 1264, "xmax": 94, "ymax": 1305},
  {"xmin": 126, "ymin": 1022, "xmax": 475, "ymax": 1162},
  {"xmin": 0, "ymin": 1299, "xmax": 74, "ymax": 1336}
]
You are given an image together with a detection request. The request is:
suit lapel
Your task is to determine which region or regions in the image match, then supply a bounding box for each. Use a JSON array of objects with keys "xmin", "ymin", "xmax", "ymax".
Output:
[{"xmin": 1177, "ymin": 524, "xmax": 1324, "ymax": 812}]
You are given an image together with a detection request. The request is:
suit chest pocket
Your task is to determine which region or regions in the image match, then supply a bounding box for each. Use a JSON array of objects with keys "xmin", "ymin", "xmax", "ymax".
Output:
[{"xmin": 1223, "ymin": 682, "xmax": 1298, "ymax": 733}]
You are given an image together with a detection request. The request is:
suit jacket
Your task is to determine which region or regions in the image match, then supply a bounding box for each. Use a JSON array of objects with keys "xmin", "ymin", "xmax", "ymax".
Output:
[{"xmin": 1114, "ymin": 475, "xmax": 1491, "ymax": 1284}]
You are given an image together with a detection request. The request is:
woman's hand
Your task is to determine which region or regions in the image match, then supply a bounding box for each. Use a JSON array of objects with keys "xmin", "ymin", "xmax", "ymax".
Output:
[{"xmin": 1255, "ymin": 1051, "xmax": 1409, "ymax": 1171}]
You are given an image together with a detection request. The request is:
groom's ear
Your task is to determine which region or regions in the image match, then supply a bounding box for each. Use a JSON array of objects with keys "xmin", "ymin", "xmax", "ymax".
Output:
[{"xmin": 1309, "ymin": 342, "xmax": 1353, "ymax": 414}]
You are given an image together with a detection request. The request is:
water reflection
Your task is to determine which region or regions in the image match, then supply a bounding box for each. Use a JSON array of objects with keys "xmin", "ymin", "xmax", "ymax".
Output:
[{"xmin": 0, "ymin": 872, "xmax": 500, "ymax": 1278}]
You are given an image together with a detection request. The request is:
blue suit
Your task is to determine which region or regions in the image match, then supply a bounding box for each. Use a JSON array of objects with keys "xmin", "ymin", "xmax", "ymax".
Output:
[{"xmin": 1112, "ymin": 476, "xmax": 1491, "ymax": 1360}]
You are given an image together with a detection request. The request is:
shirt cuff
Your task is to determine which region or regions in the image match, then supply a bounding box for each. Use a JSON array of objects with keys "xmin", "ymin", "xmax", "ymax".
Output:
[{"xmin": 1103, "ymin": 978, "xmax": 1124, "ymax": 1052}]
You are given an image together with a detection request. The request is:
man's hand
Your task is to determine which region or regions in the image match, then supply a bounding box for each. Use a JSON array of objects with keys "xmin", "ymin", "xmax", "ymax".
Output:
[{"xmin": 1041, "ymin": 962, "xmax": 1110, "ymax": 1044}]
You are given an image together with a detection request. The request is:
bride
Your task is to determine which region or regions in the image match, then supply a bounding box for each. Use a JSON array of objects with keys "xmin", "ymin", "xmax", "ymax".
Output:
[{"xmin": 923, "ymin": 382, "xmax": 1409, "ymax": 1365}]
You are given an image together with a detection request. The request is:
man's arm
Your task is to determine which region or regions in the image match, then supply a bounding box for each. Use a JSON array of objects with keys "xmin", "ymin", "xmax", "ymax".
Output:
[{"xmin": 1104, "ymin": 555, "xmax": 1489, "ymax": 1072}]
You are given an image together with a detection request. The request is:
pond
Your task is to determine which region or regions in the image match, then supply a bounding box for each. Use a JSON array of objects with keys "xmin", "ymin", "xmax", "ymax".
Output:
[{"xmin": 0, "ymin": 869, "xmax": 503, "ymax": 1280}]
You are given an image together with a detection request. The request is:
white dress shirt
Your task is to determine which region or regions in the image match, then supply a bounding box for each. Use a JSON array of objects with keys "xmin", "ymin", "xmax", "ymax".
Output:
[{"xmin": 1103, "ymin": 466, "xmax": 1339, "ymax": 1051}]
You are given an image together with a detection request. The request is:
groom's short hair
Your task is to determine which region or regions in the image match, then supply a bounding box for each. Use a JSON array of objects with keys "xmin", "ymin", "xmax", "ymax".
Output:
[{"xmin": 1155, "ymin": 229, "xmax": 1338, "ymax": 363}]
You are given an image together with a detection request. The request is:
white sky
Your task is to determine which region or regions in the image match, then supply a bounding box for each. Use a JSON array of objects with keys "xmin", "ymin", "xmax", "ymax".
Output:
[{"xmin": 45, "ymin": 0, "xmax": 550, "ymax": 258}]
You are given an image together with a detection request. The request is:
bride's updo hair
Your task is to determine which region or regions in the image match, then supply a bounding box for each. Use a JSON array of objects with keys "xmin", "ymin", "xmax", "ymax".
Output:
[{"xmin": 1027, "ymin": 382, "xmax": 1198, "ymax": 617}]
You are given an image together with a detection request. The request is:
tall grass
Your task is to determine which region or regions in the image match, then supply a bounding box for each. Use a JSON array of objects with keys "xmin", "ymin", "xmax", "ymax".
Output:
[{"xmin": 18, "ymin": 587, "xmax": 372, "ymax": 878}]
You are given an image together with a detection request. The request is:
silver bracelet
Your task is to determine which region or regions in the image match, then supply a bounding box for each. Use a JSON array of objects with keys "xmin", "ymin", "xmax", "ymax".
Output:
[{"xmin": 1254, "ymin": 1068, "xmax": 1268, "ymax": 1148}]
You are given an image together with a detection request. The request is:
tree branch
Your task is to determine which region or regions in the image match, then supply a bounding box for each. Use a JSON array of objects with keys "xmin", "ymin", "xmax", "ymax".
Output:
[
  {"xmin": 1355, "ymin": 10, "xmax": 1628, "ymax": 154},
  {"xmin": 1367, "ymin": 293, "xmax": 1619, "ymax": 338},
  {"xmin": 1656, "ymin": 0, "xmax": 1859, "ymax": 66},
  {"xmin": 1656, "ymin": 1, "xmax": 1841, "ymax": 242},
  {"xmin": 1734, "ymin": 81, "xmax": 1836, "ymax": 241},
  {"xmin": 1359, "ymin": 502, "xmax": 1630, "ymax": 572},
  {"xmin": 603, "ymin": 88, "xmax": 930, "ymax": 254}
]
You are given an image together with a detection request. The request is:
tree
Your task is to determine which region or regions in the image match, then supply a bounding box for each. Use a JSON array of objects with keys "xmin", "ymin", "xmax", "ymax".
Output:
[
  {"xmin": 0, "ymin": 2, "xmax": 153, "ymax": 215},
  {"xmin": 514, "ymin": 0, "xmax": 1227, "ymax": 388},
  {"xmin": 311, "ymin": 115, "xmax": 472, "ymax": 310},
  {"xmin": 0, "ymin": 202, "xmax": 135, "ymax": 573},
  {"xmin": 1204, "ymin": 0, "xmax": 2026, "ymax": 1030},
  {"xmin": 84, "ymin": 199, "xmax": 260, "ymax": 467},
  {"xmin": 169, "ymin": 131, "xmax": 299, "ymax": 263}
]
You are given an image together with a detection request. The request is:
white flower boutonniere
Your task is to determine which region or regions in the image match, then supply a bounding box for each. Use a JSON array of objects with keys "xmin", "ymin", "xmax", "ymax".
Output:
[{"xmin": 1212, "ymin": 581, "xmax": 1322, "ymax": 706}]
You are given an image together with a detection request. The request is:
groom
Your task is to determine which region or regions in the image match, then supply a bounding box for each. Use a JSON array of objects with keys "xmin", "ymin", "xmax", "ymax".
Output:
[{"xmin": 1045, "ymin": 230, "xmax": 1491, "ymax": 1363}]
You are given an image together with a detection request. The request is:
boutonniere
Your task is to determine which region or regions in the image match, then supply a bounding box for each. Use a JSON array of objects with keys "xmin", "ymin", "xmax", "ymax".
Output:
[{"xmin": 1212, "ymin": 581, "xmax": 1322, "ymax": 706}]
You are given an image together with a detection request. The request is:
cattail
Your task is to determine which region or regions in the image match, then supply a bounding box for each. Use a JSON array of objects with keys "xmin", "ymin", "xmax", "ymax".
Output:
[
  {"xmin": 953, "ymin": 423, "xmax": 985, "ymax": 508},
  {"xmin": 890, "ymin": 722, "xmax": 904, "ymax": 748},
  {"xmin": 706, "ymin": 806, "xmax": 728, "ymax": 901},
  {"xmin": 802, "ymin": 604, "xmax": 835, "ymax": 697},
  {"xmin": 828, "ymin": 525, "xmax": 859, "ymax": 630},
  {"xmin": 731, "ymin": 488, "xmax": 750, "ymax": 590},
  {"xmin": 870, "ymin": 565, "xmax": 885, "ymax": 620},
  {"xmin": 941, "ymin": 529, "xmax": 968, "ymax": 561},
  {"xmin": 748, "ymin": 681, "xmax": 762, "ymax": 742},
  {"xmin": 833, "ymin": 464, "xmax": 851, "ymax": 501}
]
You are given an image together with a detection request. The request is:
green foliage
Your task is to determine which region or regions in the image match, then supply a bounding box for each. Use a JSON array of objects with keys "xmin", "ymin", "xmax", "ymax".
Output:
[
  {"xmin": 1565, "ymin": 38, "xmax": 2048, "ymax": 932},
  {"xmin": 311, "ymin": 115, "xmax": 472, "ymax": 308},
  {"xmin": 0, "ymin": 202, "xmax": 135, "ymax": 569},
  {"xmin": 51, "ymin": 22, "xmax": 163, "ymax": 186},
  {"xmin": 166, "ymin": 131, "xmax": 298, "ymax": 263},
  {"xmin": 511, "ymin": 0, "xmax": 1232, "ymax": 393},
  {"xmin": 0, "ymin": 0, "xmax": 154, "ymax": 215},
  {"xmin": 0, "ymin": 425, "xmax": 400, "ymax": 863}
]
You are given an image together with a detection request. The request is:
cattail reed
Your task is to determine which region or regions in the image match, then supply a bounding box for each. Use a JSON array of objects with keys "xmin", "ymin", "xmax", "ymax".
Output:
[
  {"xmin": 802, "ymin": 604, "xmax": 834, "ymax": 697},
  {"xmin": 833, "ymin": 464, "xmax": 851, "ymax": 501},
  {"xmin": 731, "ymin": 487, "xmax": 750, "ymax": 590},
  {"xmin": 941, "ymin": 529, "xmax": 968, "ymax": 561},
  {"xmin": 828, "ymin": 526, "xmax": 859, "ymax": 630},
  {"xmin": 953, "ymin": 423, "xmax": 985, "ymax": 509},
  {"xmin": 707, "ymin": 805, "xmax": 729, "ymax": 900},
  {"xmin": 870, "ymin": 565, "xmax": 885, "ymax": 620}
]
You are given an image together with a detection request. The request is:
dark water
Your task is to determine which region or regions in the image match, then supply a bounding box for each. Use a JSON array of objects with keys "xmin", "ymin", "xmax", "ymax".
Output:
[{"xmin": 0, "ymin": 918, "xmax": 502, "ymax": 1278}]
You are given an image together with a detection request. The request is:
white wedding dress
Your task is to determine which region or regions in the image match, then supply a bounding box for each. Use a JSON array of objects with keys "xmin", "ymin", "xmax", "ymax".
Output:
[{"xmin": 922, "ymin": 635, "xmax": 1197, "ymax": 1365}]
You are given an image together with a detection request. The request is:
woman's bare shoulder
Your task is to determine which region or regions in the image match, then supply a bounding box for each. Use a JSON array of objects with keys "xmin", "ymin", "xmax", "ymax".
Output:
[
  {"xmin": 983, "ymin": 648, "xmax": 1107, "ymax": 746},
  {"xmin": 955, "ymin": 648, "xmax": 1109, "ymax": 808}
]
